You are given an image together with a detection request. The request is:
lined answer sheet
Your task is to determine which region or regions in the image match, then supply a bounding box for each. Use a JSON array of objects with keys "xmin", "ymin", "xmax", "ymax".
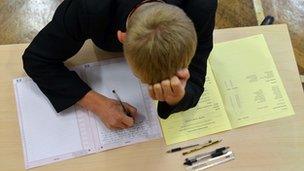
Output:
[
  {"xmin": 83, "ymin": 58, "xmax": 161, "ymax": 150},
  {"xmin": 13, "ymin": 58, "xmax": 162, "ymax": 169},
  {"xmin": 14, "ymin": 78, "xmax": 91, "ymax": 169}
]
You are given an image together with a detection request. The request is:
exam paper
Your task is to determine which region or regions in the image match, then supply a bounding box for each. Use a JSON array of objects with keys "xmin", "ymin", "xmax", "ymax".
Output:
[
  {"xmin": 159, "ymin": 34, "xmax": 294, "ymax": 145},
  {"xmin": 209, "ymin": 34, "xmax": 295, "ymax": 128},
  {"xmin": 83, "ymin": 59, "xmax": 161, "ymax": 150},
  {"xmin": 14, "ymin": 58, "xmax": 162, "ymax": 169},
  {"xmin": 14, "ymin": 78, "xmax": 89, "ymax": 169},
  {"xmin": 160, "ymin": 63, "xmax": 232, "ymax": 145}
]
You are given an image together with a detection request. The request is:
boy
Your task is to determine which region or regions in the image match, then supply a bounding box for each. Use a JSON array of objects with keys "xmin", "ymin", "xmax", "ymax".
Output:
[{"xmin": 22, "ymin": 0, "xmax": 217, "ymax": 130}]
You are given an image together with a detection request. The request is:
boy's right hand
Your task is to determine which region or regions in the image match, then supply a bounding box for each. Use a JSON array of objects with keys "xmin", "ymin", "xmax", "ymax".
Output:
[{"xmin": 77, "ymin": 90, "xmax": 137, "ymax": 130}]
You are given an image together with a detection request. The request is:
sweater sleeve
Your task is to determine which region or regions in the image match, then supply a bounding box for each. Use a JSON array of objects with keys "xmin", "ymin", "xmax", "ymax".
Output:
[
  {"xmin": 157, "ymin": 0, "xmax": 218, "ymax": 119},
  {"xmin": 22, "ymin": 0, "xmax": 91, "ymax": 112}
]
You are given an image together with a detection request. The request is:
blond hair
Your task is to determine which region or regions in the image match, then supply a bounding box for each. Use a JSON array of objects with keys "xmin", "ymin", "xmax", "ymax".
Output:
[{"xmin": 124, "ymin": 2, "xmax": 197, "ymax": 84}]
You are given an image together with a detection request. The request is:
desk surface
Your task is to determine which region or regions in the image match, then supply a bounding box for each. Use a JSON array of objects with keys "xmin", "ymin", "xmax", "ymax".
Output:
[{"xmin": 0, "ymin": 24, "xmax": 303, "ymax": 171}]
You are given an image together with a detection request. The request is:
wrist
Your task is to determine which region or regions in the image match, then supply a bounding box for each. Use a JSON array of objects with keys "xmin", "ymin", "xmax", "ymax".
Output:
[{"xmin": 77, "ymin": 90, "xmax": 108, "ymax": 111}]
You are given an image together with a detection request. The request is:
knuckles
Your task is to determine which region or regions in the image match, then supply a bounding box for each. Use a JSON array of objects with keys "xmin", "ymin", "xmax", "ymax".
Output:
[
  {"xmin": 154, "ymin": 83, "xmax": 162, "ymax": 90},
  {"xmin": 161, "ymin": 80, "xmax": 170, "ymax": 87},
  {"xmin": 171, "ymin": 80, "xmax": 180, "ymax": 88}
]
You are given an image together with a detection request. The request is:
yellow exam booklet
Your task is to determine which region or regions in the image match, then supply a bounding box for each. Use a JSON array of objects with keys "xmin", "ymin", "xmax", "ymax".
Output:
[{"xmin": 160, "ymin": 35, "xmax": 295, "ymax": 145}]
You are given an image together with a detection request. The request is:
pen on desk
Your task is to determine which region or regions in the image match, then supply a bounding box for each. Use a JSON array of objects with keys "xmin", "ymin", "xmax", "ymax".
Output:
[
  {"xmin": 112, "ymin": 90, "xmax": 132, "ymax": 117},
  {"xmin": 188, "ymin": 150, "xmax": 234, "ymax": 170},
  {"xmin": 166, "ymin": 144, "xmax": 200, "ymax": 153},
  {"xmin": 182, "ymin": 139, "xmax": 222, "ymax": 155},
  {"xmin": 184, "ymin": 146, "xmax": 230, "ymax": 166}
]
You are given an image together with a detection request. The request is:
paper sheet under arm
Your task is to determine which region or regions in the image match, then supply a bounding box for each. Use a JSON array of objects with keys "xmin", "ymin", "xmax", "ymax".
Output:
[
  {"xmin": 160, "ymin": 63, "xmax": 232, "ymax": 145},
  {"xmin": 13, "ymin": 58, "xmax": 161, "ymax": 169},
  {"xmin": 83, "ymin": 59, "xmax": 161, "ymax": 150},
  {"xmin": 159, "ymin": 34, "xmax": 294, "ymax": 144}
]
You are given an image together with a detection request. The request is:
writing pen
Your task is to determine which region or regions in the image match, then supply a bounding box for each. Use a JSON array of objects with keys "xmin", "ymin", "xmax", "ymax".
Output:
[
  {"xmin": 112, "ymin": 90, "xmax": 132, "ymax": 117},
  {"xmin": 189, "ymin": 150, "xmax": 234, "ymax": 170},
  {"xmin": 166, "ymin": 144, "xmax": 200, "ymax": 153},
  {"xmin": 184, "ymin": 147, "xmax": 230, "ymax": 166},
  {"xmin": 182, "ymin": 139, "xmax": 222, "ymax": 155}
]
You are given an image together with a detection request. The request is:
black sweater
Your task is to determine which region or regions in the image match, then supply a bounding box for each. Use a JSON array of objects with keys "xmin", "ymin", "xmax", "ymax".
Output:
[{"xmin": 22, "ymin": 0, "xmax": 217, "ymax": 119}]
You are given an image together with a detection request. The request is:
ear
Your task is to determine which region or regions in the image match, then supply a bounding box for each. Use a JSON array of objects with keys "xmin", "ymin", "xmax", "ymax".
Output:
[{"xmin": 117, "ymin": 30, "xmax": 127, "ymax": 44}]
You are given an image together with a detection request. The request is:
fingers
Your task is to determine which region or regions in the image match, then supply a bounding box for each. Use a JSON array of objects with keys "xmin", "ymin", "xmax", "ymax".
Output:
[
  {"xmin": 114, "ymin": 102, "xmax": 136, "ymax": 127},
  {"xmin": 153, "ymin": 83, "xmax": 164, "ymax": 101},
  {"xmin": 148, "ymin": 69, "xmax": 189, "ymax": 100},
  {"xmin": 107, "ymin": 103, "xmax": 135, "ymax": 129},
  {"xmin": 171, "ymin": 76, "xmax": 183, "ymax": 95},
  {"xmin": 161, "ymin": 79, "xmax": 174, "ymax": 97},
  {"xmin": 123, "ymin": 102, "xmax": 146, "ymax": 123},
  {"xmin": 107, "ymin": 113, "xmax": 134, "ymax": 130},
  {"xmin": 112, "ymin": 122, "xmax": 127, "ymax": 130},
  {"xmin": 107, "ymin": 115, "xmax": 129, "ymax": 130},
  {"xmin": 149, "ymin": 77, "xmax": 182, "ymax": 101},
  {"xmin": 148, "ymin": 85, "xmax": 156, "ymax": 100},
  {"xmin": 176, "ymin": 68, "xmax": 190, "ymax": 80},
  {"xmin": 120, "ymin": 115, "xmax": 134, "ymax": 127},
  {"xmin": 123, "ymin": 102, "xmax": 138, "ymax": 118}
]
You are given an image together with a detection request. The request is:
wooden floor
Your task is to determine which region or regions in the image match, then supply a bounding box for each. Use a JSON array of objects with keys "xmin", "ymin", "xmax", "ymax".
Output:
[{"xmin": 0, "ymin": 0, "xmax": 303, "ymax": 74}]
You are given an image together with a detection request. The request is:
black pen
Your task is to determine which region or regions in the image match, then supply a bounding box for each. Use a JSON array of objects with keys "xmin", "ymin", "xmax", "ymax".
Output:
[
  {"xmin": 184, "ymin": 147, "xmax": 230, "ymax": 166},
  {"xmin": 112, "ymin": 90, "xmax": 132, "ymax": 117},
  {"xmin": 166, "ymin": 144, "xmax": 200, "ymax": 153}
]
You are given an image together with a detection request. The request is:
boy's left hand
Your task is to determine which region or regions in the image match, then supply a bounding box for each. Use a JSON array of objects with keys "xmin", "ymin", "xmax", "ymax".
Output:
[{"xmin": 148, "ymin": 68, "xmax": 190, "ymax": 106}]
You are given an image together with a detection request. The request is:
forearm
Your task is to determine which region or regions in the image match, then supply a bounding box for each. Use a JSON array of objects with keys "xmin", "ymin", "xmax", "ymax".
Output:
[
  {"xmin": 22, "ymin": 0, "xmax": 91, "ymax": 112},
  {"xmin": 157, "ymin": 0, "xmax": 217, "ymax": 119},
  {"xmin": 23, "ymin": 50, "xmax": 92, "ymax": 112},
  {"xmin": 77, "ymin": 90, "xmax": 109, "ymax": 113},
  {"xmin": 157, "ymin": 78, "xmax": 204, "ymax": 119}
]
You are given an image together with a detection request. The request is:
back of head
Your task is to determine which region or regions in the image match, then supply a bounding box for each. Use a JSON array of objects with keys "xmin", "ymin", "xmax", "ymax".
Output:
[{"xmin": 124, "ymin": 2, "xmax": 197, "ymax": 84}]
